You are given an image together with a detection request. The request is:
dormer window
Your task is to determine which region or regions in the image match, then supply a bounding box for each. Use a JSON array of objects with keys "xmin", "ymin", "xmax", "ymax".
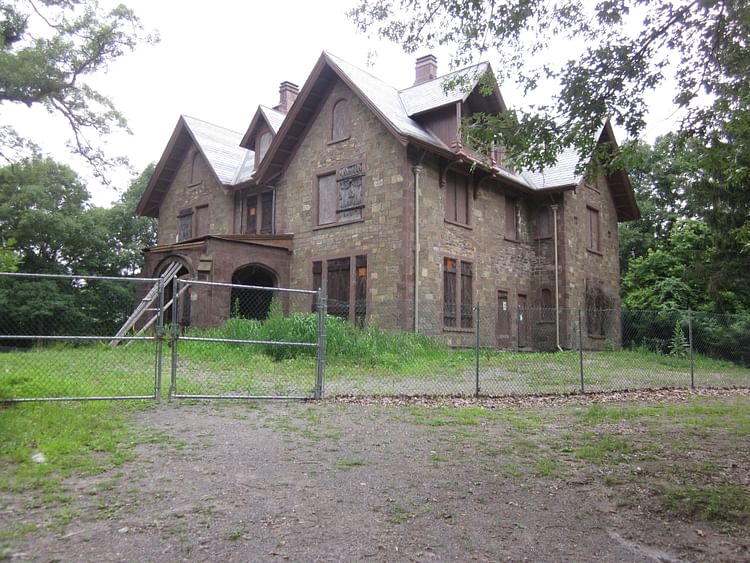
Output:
[
  {"xmin": 257, "ymin": 131, "xmax": 272, "ymax": 163},
  {"xmin": 190, "ymin": 152, "xmax": 204, "ymax": 185},
  {"xmin": 331, "ymin": 98, "xmax": 351, "ymax": 142}
]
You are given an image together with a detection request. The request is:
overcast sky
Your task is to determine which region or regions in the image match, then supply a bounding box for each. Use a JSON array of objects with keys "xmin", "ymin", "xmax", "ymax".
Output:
[{"xmin": 5, "ymin": 0, "xmax": 680, "ymax": 206}]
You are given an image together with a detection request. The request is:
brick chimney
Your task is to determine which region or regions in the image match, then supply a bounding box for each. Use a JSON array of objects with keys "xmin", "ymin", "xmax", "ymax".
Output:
[
  {"xmin": 275, "ymin": 81, "xmax": 299, "ymax": 113},
  {"xmin": 414, "ymin": 55, "xmax": 438, "ymax": 85}
]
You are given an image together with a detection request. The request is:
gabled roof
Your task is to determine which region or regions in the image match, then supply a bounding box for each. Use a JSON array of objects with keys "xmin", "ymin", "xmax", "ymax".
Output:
[
  {"xmin": 400, "ymin": 62, "xmax": 505, "ymax": 116},
  {"xmin": 136, "ymin": 115, "xmax": 253, "ymax": 217},
  {"xmin": 138, "ymin": 51, "xmax": 637, "ymax": 222},
  {"xmin": 240, "ymin": 105, "xmax": 286, "ymax": 149}
]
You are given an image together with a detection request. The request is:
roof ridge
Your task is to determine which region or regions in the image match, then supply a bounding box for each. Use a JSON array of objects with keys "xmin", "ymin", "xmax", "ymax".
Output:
[
  {"xmin": 398, "ymin": 60, "xmax": 489, "ymax": 94},
  {"xmin": 181, "ymin": 114, "xmax": 244, "ymax": 136}
]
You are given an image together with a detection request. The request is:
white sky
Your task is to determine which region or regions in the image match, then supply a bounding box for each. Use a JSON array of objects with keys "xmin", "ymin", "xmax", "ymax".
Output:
[{"xmin": 4, "ymin": 0, "xmax": 681, "ymax": 207}]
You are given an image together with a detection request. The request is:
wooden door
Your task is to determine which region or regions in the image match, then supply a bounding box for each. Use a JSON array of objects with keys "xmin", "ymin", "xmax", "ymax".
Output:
[
  {"xmin": 496, "ymin": 290, "xmax": 510, "ymax": 347},
  {"xmin": 517, "ymin": 294, "xmax": 528, "ymax": 348}
]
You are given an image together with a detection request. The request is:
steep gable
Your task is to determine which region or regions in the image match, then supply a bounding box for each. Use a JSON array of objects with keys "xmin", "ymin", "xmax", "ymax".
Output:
[{"xmin": 137, "ymin": 116, "xmax": 253, "ymax": 217}]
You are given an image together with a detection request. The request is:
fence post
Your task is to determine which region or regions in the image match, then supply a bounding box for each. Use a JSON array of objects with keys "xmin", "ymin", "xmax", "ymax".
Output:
[
  {"xmin": 169, "ymin": 277, "xmax": 179, "ymax": 401},
  {"xmin": 315, "ymin": 279, "xmax": 327, "ymax": 400},
  {"xmin": 475, "ymin": 302, "xmax": 480, "ymax": 398},
  {"xmin": 578, "ymin": 308, "xmax": 585, "ymax": 394},
  {"xmin": 688, "ymin": 308, "xmax": 695, "ymax": 389},
  {"xmin": 155, "ymin": 277, "xmax": 164, "ymax": 402}
]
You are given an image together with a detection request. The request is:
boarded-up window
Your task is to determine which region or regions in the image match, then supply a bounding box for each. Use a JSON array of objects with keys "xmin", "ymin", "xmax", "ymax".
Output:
[
  {"xmin": 505, "ymin": 197, "xmax": 519, "ymax": 240},
  {"xmin": 460, "ymin": 261, "xmax": 473, "ymax": 328},
  {"xmin": 312, "ymin": 255, "xmax": 367, "ymax": 323},
  {"xmin": 318, "ymin": 163, "xmax": 364, "ymax": 226},
  {"xmin": 328, "ymin": 257, "xmax": 351, "ymax": 320},
  {"xmin": 190, "ymin": 153, "xmax": 204, "ymax": 185},
  {"xmin": 260, "ymin": 192, "xmax": 273, "ymax": 234},
  {"xmin": 257, "ymin": 131, "xmax": 272, "ymax": 163},
  {"xmin": 355, "ymin": 255, "xmax": 367, "ymax": 327},
  {"xmin": 586, "ymin": 280, "xmax": 611, "ymax": 337},
  {"xmin": 177, "ymin": 210, "xmax": 193, "ymax": 242},
  {"xmin": 246, "ymin": 192, "xmax": 274, "ymax": 234},
  {"xmin": 586, "ymin": 207, "xmax": 600, "ymax": 252},
  {"xmin": 318, "ymin": 173, "xmax": 337, "ymax": 225},
  {"xmin": 536, "ymin": 206, "xmax": 552, "ymax": 238},
  {"xmin": 443, "ymin": 257, "xmax": 473, "ymax": 329},
  {"xmin": 445, "ymin": 170, "xmax": 470, "ymax": 225},
  {"xmin": 331, "ymin": 99, "xmax": 351, "ymax": 142},
  {"xmin": 443, "ymin": 258, "xmax": 457, "ymax": 327},
  {"xmin": 246, "ymin": 195, "xmax": 258, "ymax": 233},
  {"xmin": 195, "ymin": 205, "xmax": 209, "ymax": 237}
]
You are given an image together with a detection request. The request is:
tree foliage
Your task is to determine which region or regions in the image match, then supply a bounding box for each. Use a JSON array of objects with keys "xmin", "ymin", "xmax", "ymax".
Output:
[
  {"xmin": 349, "ymin": 0, "xmax": 749, "ymax": 170},
  {"xmin": 0, "ymin": 0, "xmax": 157, "ymax": 178}
]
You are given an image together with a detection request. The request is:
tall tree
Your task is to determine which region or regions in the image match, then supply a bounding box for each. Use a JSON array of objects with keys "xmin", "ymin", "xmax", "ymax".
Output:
[
  {"xmin": 349, "ymin": 0, "xmax": 749, "ymax": 170},
  {"xmin": 0, "ymin": 0, "xmax": 157, "ymax": 179}
]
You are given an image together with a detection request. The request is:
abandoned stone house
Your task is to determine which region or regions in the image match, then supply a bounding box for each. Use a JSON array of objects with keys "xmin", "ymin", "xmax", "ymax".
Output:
[{"xmin": 135, "ymin": 51, "xmax": 639, "ymax": 350}]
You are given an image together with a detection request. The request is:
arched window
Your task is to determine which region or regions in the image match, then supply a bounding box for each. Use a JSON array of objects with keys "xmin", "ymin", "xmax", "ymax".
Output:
[
  {"xmin": 331, "ymin": 98, "xmax": 351, "ymax": 142},
  {"xmin": 257, "ymin": 131, "xmax": 272, "ymax": 163},
  {"xmin": 190, "ymin": 152, "xmax": 204, "ymax": 184}
]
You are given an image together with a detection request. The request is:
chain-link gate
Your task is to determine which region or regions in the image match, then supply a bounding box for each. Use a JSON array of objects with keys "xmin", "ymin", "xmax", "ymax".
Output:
[
  {"xmin": 0, "ymin": 272, "xmax": 164, "ymax": 402},
  {"xmin": 167, "ymin": 278, "xmax": 325, "ymax": 400}
]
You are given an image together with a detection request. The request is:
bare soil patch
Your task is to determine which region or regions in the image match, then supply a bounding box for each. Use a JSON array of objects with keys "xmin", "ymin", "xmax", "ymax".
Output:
[{"xmin": 2, "ymin": 389, "xmax": 748, "ymax": 562}]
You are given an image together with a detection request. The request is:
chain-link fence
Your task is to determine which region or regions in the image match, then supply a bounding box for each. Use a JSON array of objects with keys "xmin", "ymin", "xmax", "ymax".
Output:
[
  {"xmin": 0, "ymin": 272, "xmax": 163, "ymax": 401},
  {"xmin": 1, "ymin": 271, "xmax": 748, "ymax": 402},
  {"xmin": 167, "ymin": 278, "xmax": 323, "ymax": 400}
]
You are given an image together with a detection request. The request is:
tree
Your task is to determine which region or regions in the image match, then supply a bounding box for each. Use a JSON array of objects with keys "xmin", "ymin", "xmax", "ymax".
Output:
[
  {"xmin": 0, "ymin": 0, "xmax": 157, "ymax": 179},
  {"xmin": 348, "ymin": 0, "xmax": 749, "ymax": 171}
]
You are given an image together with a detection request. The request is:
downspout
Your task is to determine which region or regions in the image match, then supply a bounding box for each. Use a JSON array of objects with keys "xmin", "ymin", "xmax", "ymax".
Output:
[
  {"xmin": 551, "ymin": 204, "xmax": 563, "ymax": 351},
  {"xmin": 412, "ymin": 164, "xmax": 423, "ymax": 333}
]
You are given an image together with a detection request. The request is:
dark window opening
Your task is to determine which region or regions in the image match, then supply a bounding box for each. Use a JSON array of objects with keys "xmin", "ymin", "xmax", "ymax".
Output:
[
  {"xmin": 246, "ymin": 191, "xmax": 274, "ymax": 234},
  {"xmin": 444, "ymin": 257, "xmax": 473, "ymax": 329},
  {"xmin": 231, "ymin": 265, "xmax": 277, "ymax": 321}
]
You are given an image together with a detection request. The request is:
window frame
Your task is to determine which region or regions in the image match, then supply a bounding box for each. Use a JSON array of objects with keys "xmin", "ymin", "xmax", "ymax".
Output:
[
  {"xmin": 311, "ymin": 253, "xmax": 368, "ymax": 325},
  {"xmin": 245, "ymin": 189, "xmax": 274, "ymax": 235},
  {"xmin": 444, "ymin": 169, "xmax": 471, "ymax": 227},
  {"xmin": 505, "ymin": 196, "xmax": 520, "ymax": 242},
  {"xmin": 314, "ymin": 161, "xmax": 366, "ymax": 229},
  {"xmin": 176, "ymin": 208, "xmax": 194, "ymax": 242},
  {"xmin": 330, "ymin": 97, "xmax": 352, "ymax": 143},
  {"xmin": 586, "ymin": 206, "xmax": 601, "ymax": 254},
  {"xmin": 189, "ymin": 152, "xmax": 204, "ymax": 186},
  {"xmin": 443, "ymin": 256, "xmax": 474, "ymax": 331}
]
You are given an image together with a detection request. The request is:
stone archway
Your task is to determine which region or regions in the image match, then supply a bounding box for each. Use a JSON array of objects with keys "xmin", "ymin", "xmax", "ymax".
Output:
[{"xmin": 231, "ymin": 264, "xmax": 278, "ymax": 320}]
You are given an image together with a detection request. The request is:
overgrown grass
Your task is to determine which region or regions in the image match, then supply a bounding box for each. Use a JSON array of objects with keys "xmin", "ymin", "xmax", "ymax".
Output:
[
  {"xmin": 1, "ymin": 313, "xmax": 748, "ymax": 399},
  {"xmin": 663, "ymin": 485, "xmax": 749, "ymax": 525}
]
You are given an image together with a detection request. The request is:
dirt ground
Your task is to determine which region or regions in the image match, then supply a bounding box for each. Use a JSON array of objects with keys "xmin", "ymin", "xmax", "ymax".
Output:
[{"xmin": 2, "ymin": 389, "xmax": 749, "ymax": 562}]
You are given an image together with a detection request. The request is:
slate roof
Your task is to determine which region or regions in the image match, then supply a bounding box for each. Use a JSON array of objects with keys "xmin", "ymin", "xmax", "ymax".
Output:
[
  {"xmin": 399, "ymin": 62, "xmax": 493, "ymax": 116},
  {"xmin": 182, "ymin": 54, "xmax": 584, "ymax": 191},
  {"xmin": 182, "ymin": 115, "xmax": 254, "ymax": 185}
]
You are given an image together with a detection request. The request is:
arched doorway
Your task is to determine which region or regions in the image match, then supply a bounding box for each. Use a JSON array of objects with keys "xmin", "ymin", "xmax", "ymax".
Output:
[
  {"xmin": 231, "ymin": 264, "xmax": 278, "ymax": 320},
  {"xmin": 157, "ymin": 259, "xmax": 192, "ymax": 327}
]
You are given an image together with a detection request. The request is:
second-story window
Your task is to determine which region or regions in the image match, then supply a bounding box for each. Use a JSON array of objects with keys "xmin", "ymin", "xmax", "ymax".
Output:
[
  {"xmin": 177, "ymin": 209, "xmax": 193, "ymax": 242},
  {"xmin": 317, "ymin": 162, "xmax": 364, "ymax": 226},
  {"xmin": 246, "ymin": 191, "xmax": 274, "ymax": 234},
  {"xmin": 586, "ymin": 206, "xmax": 600, "ymax": 252},
  {"xmin": 445, "ymin": 170, "xmax": 470, "ymax": 226},
  {"xmin": 505, "ymin": 196, "xmax": 520, "ymax": 241},
  {"xmin": 331, "ymin": 98, "xmax": 351, "ymax": 142}
]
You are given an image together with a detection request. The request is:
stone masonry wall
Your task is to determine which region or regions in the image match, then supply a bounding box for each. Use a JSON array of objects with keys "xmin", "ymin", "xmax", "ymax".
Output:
[
  {"xmin": 561, "ymin": 175, "xmax": 622, "ymax": 349},
  {"xmin": 275, "ymin": 79, "xmax": 409, "ymax": 327},
  {"xmin": 157, "ymin": 148, "xmax": 235, "ymax": 245}
]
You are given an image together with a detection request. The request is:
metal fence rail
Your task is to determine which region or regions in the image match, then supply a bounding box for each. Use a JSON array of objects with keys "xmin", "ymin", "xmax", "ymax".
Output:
[
  {"xmin": 1, "ymin": 271, "xmax": 748, "ymax": 402},
  {"xmin": 0, "ymin": 272, "xmax": 163, "ymax": 402},
  {"xmin": 167, "ymin": 278, "xmax": 324, "ymax": 400}
]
